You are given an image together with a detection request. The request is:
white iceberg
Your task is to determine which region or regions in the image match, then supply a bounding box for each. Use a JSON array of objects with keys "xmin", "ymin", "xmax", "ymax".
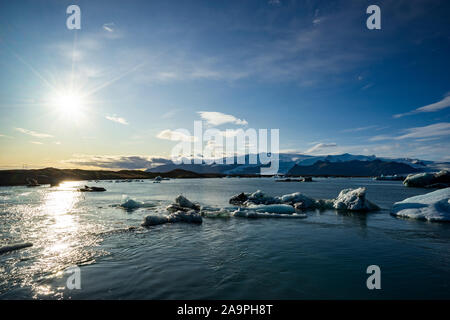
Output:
[
  {"xmin": 276, "ymin": 192, "xmax": 316, "ymax": 209},
  {"xmin": 330, "ymin": 187, "xmax": 379, "ymax": 211},
  {"xmin": 391, "ymin": 188, "xmax": 450, "ymax": 222},
  {"xmin": 119, "ymin": 197, "xmax": 156, "ymax": 210}
]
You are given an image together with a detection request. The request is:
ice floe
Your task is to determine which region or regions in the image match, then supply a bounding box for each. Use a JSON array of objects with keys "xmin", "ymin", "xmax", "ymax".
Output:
[
  {"xmin": 142, "ymin": 210, "xmax": 203, "ymax": 227},
  {"xmin": 391, "ymin": 188, "xmax": 450, "ymax": 222},
  {"xmin": 403, "ymin": 170, "xmax": 450, "ymax": 189},
  {"xmin": 118, "ymin": 197, "xmax": 157, "ymax": 211},
  {"xmin": 330, "ymin": 187, "xmax": 380, "ymax": 212},
  {"xmin": 228, "ymin": 188, "xmax": 379, "ymax": 212}
]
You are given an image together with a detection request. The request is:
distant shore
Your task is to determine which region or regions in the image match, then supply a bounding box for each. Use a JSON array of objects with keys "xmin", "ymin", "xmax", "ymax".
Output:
[
  {"xmin": 0, "ymin": 167, "xmax": 411, "ymax": 187},
  {"xmin": 0, "ymin": 168, "xmax": 227, "ymax": 186}
]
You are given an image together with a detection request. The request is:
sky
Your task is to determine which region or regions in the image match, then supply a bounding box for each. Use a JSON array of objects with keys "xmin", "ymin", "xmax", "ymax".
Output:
[{"xmin": 0, "ymin": 0, "xmax": 449, "ymax": 169}]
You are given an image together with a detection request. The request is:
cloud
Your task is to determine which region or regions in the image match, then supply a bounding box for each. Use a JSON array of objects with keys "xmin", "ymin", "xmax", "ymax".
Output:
[
  {"xmin": 30, "ymin": 141, "xmax": 43, "ymax": 145},
  {"xmin": 157, "ymin": 129, "xmax": 197, "ymax": 142},
  {"xmin": 306, "ymin": 143, "xmax": 337, "ymax": 154},
  {"xmin": 161, "ymin": 109, "xmax": 179, "ymax": 119},
  {"xmin": 63, "ymin": 155, "xmax": 173, "ymax": 169},
  {"xmin": 394, "ymin": 93, "xmax": 450, "ymax": 118},
  {"xmin": 341, "ymin": 126, "xmax": 378, "ymax": 133},
  {"xmin": 370, "ymin": 122, "xmax": 450, "ymax": 141},
  {"xmin": 15, "ymin": 128, "xmax": 53, "ymax": 138},
  {"xmin": 103, "ymin": 23, "xmax": 115, "ymax": 32},
  {"xmin": 198, "ymin": 111, "xmax": 248, "ymax": 126},
  {"xmin": 105, "ymin": 115, "xmax": 129, "ymax": 125}
]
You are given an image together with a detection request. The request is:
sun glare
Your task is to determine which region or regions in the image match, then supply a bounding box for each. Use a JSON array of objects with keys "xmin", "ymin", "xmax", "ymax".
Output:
[{"xmin": 49, "ymin": 88, "xmax": 87, "ymax": 122}]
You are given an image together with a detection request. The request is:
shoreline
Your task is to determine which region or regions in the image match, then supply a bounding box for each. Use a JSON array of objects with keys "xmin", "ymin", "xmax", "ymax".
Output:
[{"xmin": 0, "ymin": 167, "xmax": 403, "ymax": 187}]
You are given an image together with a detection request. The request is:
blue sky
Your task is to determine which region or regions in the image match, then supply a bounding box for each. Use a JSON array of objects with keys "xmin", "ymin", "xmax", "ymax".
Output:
[{"xmin": 0, "ymin": 0, "xmax": 449, "ymax": 169}]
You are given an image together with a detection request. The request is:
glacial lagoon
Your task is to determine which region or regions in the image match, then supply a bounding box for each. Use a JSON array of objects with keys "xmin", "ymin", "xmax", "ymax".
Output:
[{"xmin": 0, "ymin": 177, "xmax": 449, "ymax": 299}]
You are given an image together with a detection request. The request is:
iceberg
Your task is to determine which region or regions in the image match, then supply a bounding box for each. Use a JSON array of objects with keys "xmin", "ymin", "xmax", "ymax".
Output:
[
  {"xmin": 141, "ymin": 215, "xmax": 169, "ymax": 226},
  {"xmin": 391, "ymin": 188, "xmax": 450, "ymax": 222},
  {"xmin": 142, "ymin": 210, "xmax": 202, "ymax": 227},
  {"xmin": 228, "ymin": 188, "xmax": 379, "ymax": 212},
  {"xmin": 168, "ymin": 210, "xmax": 203, "ymax": 223},
  {"xmin": 330, "ymin": 187, "xmax": 379, "ymax": 211},
  {"xmin": 277, "ymin": 192, "xmax": 316, "ymax": 209},
  {"xmin": 118, "ymin": 197, "xmax": 157, "ymax": 211},
  {"xmin": 175, "ymin": 195, "xmax": 200, "ymax": 210},
  {"xmin": 403, "ymin": 170, "xmax": 450, "ymax": 188},
  {"xmin": 120, "ymin": 198, "xmax": 144, "ymax": 210}
]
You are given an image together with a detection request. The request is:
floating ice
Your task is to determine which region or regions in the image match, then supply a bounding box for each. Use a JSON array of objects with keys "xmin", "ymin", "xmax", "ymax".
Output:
[
  {"xmin": 141, "ymin": 215, "xmax": 169, "ymax": 226},
  {"xmin": 174, "ymin": 195, "xmax": 200, "ymax": 210},
  {"xmin": 277, "ymin": 192, "xmax": 316, "ymax": 209},
  {"xmin": 119, "ymin": 196, "xmax": 157, "ymax": 211},
  {"xmin": 232, "ymin": 208, "xmax": 306, "ymax": 219},
  {"xmin": 168, "ymin": 210, "xmax": 203, "ymax": 223},
  {"xmin": 229, "ymin": 188, "xmax": 379, "ymax": 213},
  {"xmin": 403, "ymin": 170, "xmax": 450, "ymax": 188},
  {"xmin": 0, "ymin": 242, "xmax": 33, "ymax": 255},
  {"xmin": 142, "ymin": 211, "xmax": 202, "ymax": 227},
  {"xmin": 331, "ymin": 187, "xmax": 379, "ymax": 211},
  {"xmin": 247, "ymin": 204, "xmax": 296, "ymax": 214},
  {"xmin": 391, "ymin": 188, "xmax": 450, "ymax": 222}
]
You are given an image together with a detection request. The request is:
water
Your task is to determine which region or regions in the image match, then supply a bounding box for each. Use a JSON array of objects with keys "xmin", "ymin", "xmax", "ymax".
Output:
[{"xmin": 0, "ymin": 178, "xmax": 449, "ymax": 299}]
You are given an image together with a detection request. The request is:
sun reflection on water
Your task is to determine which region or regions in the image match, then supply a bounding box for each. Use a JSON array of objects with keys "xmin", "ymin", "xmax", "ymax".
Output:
[{"xmin": 9, "ymin": 181, "xmax": 107, "ymax": 298}]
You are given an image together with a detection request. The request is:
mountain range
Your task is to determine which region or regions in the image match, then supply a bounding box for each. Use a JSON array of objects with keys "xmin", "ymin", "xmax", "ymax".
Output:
[{"xmin": 146, "ymin": 153, "xmax": 449, "ymax": 176}]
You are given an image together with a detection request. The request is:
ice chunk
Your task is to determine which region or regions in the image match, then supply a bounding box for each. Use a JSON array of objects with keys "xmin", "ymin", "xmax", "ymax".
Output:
[
  {"xmin": 331, "ymin": 187, "xmax": 379, "ymax": 211},
  {"xmin": 277, "ymin": 192, "xmax": 316, "ymax": 208},
  {"xmin": 403, "ymin": 170, "xmax": 450, "ymax": 188},
  {"xmin": 232, "ymin": 208, "xmax": 306, "ymax": 219},
  {"xmin": 174, "ymin": 195, "xmax": 200, "ymax": 211},
  {"xmin": 247, "ymin": 204, "xmax": 296, "ymax": 214},
  {"xmin": 247, "ymin": 190, "xmax": 279, "ymax": 205},
  {"xmin": 168, "ymin": 210, "xmax": 203, "ymax": 223},
  {"xmin": 229, "ymin": 192, "xmax": 248, "ymax": 205},
  {"xmin": 119, "ymin": 197, "xmax": 156, "ymax": 211},
  {"xmin": 403, "ymin": 172, "xmax": 436, "ymax": 187},
  {"xmin": 120, "ymin": 197, "xmax": 144, "ymax": 210},
  {"xmin": 391, "ymin": 188, "xmax": 450, "ymax": 222},
  {"xmin": 141, "ymin": 215, "xmax": 169, "ymax": 226}
]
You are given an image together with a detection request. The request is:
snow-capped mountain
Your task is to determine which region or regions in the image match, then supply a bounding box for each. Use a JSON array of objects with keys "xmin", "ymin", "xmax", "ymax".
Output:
[{"xmin": 146, "ymin": 153, "xmax": 448, "ymax": 175}]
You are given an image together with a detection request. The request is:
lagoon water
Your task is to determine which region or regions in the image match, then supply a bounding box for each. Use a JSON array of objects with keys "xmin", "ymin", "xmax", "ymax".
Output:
[{"xmin": 0, "ymin": 178, "xmax": 449, "ymax": 299}]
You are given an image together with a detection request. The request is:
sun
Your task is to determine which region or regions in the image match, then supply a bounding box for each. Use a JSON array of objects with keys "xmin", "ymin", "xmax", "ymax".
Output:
[{"xmin": 50, "ymin": 89, "xmax": 87, "ymax": 121}]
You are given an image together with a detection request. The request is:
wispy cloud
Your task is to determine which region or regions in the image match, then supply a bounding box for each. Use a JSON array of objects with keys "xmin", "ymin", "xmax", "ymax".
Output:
[
  {"xmin": 198, "ymin": 111, "xmax": 248, "ymax": 126},
  {"xmin": 370, "ymin": 122, "xmax": 450, "ymax": 141},
  {"xmin": 15, "ymin": 128, "xmax": 53, "ymax": 138},
  {"xmin": 157, "ymin": 129, "xmax": 197, "ymax": 142},
  {"xmin": 306, "ymin": 142, "xmax": 337, "ymax": 154},
  {"xmin": 394, "ymin": 93, "xmax": 450, "ymax": 118},
  {"xmin": 105, "ymin": 115, "xmax": 129, "ymax": 125},
  {"xmin": 30, "ymin": 141, "xmax": 43, "ymax": 145},
  {"xmin": 341, "ymin": 125, "xmax": 378, "ymax": 133},
  {"xmin": 161, "ymin": 109, "xmax": 179, "ymax": 119},
  {"xmin": 102, "ymin": 23, "xmax": 115, "ymax": 32}
]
